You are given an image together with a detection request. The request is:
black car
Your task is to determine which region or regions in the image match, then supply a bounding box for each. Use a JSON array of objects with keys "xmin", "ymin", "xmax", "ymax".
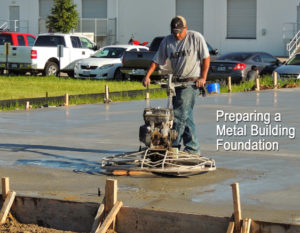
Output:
[{"xmin": 207, "ymin": 52, "xmax": 282, "ymax": 83}]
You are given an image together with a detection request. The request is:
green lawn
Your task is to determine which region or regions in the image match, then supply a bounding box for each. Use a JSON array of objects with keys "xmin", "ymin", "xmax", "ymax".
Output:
[{"xmin": 0, "ymin": 75, "xmax": 159, "ymax": 100}]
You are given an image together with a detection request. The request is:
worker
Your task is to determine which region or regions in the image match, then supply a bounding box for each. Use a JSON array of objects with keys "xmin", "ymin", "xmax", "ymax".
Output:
[
  {"xmin": 247, "ymin": 65, "xmax": 259, "ymax": 81},
  {"xmin": 142, "ymin": 16, "xmax": 210, "ymax": 155}
]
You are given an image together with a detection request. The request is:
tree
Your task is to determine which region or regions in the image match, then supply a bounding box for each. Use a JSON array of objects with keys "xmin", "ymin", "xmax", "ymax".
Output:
[{"xmin": 46, "ymin": 0, "xmax": 79, "ymax": 33}]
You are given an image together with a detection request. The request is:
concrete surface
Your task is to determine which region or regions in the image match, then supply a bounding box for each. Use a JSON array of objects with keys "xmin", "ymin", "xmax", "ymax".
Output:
[{"xmin": 0, "ymin": 87, "xmax": 300, "ymax": 224}]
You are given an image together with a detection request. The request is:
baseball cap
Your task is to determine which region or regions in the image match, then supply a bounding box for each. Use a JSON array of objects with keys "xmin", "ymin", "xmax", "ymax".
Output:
[{"xmin": 170, "ymin": 16, "xmax": 187, "ymax": 34}]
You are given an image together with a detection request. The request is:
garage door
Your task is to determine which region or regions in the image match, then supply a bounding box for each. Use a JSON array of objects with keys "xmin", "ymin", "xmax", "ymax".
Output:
[
  {"xmin": 39, "ymin": 0, "xmax": 54, "ymax": 18},
  {"xmin": 82, "ymin": 0, "xmax": 107, "ymax": 18},
  {"xmin": 227, "ymin": 0, "xmax": 256, "ymax": 39},
  {"xmin": 176, "ymin": 0, "xmax": 203, "ymax": 33}
]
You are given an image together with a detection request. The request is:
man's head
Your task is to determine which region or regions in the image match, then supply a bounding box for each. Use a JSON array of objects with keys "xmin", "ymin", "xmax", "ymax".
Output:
[{"xmin": 170, "ymin": 16, "xmax": 187, "ymax": 40}]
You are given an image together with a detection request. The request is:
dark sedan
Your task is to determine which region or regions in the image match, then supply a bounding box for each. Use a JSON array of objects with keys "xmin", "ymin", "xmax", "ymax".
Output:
[{"xmin": 207, "ymin": 52, "xmax": 282, "ymax": 83}]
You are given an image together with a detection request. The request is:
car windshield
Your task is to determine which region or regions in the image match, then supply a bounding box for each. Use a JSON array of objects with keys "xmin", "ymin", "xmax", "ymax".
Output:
[
  {"xmin": 218, "ymin": 53, "xmax": 252, "ymax": 61},
  {"xmin": 92, "ymin": 47, "xmax": 126, "ymax": 58},
  {"xmin": 286, "ymin": 54, "xmax": 300, "ymax": 65}
]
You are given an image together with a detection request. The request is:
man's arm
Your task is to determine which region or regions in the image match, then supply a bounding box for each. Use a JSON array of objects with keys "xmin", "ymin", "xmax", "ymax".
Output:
[
  {"xmin": 196, "ymin": 56, "xmax": 210, "ymax": 88},
  {"xmin": 143, "ymin": 62, "xmax": 158, "ymax": 87}
]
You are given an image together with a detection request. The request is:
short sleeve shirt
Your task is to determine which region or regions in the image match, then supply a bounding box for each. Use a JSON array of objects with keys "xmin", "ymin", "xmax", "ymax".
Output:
[{"xmin": 153, "ymin": 30, "xmax": 210, "ymax": 78}]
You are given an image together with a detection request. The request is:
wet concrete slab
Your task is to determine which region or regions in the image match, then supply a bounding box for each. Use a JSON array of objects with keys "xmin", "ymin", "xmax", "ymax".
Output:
[{"xmin": 0, "ymin": 87, "xmax": 300, "ymax": 224}]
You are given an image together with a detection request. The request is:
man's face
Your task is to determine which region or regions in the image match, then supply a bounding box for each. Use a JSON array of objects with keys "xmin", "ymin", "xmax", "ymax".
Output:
[{"xmin": 173, "ymin": 27, "xmax": 187, "ymax": 40}]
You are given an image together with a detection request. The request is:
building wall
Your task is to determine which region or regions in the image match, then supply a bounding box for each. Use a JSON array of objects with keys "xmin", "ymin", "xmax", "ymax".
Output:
[
  {"xmin": 117, "ymin": 0, "xmax": 175, "ymax": 45},
  {"xmin": 199, "ymin": 0, "xmax": 299, "ymax": 56},
  {"xmin": 204, "ymin": 0, "xmax": 299, "ymax": 56},
  {"xmin": 0, "ymin": 0, "xmax": 39, "ymax": 36}
]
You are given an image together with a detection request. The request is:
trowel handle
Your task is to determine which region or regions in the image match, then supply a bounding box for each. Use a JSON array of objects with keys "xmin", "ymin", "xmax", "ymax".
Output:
[{"xmin": 167, "ymin": 74, "xmax": 174, "ymax": 109}]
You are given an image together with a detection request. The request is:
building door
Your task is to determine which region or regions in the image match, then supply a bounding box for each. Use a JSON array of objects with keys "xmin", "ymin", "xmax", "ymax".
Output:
[
  {"xmin": 9, "ymin": 6, "xmax": 20, "ymax": 32},
  {"xmin": 176, "ymin": 0, "xmax": 204, "ymax": 33},
  {"xmin": 227, "ymin": 0, "xmax": 257, "ymax": 39}
]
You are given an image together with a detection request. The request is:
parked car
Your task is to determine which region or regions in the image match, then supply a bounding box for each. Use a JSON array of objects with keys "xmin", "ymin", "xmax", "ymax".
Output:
[
  {"xmin": 207, "ymin": 52, "xmax": 282, "ymax": 83},
  {"xmin": 274, "ymin": 53, "xmax": 300, "ymax": 80},
  {"xmin": 0, "ymin": 32, "xmax": 36, "ymax": 74},
  {"xmin": 0, "ymin": 31, "xmax": 36, "ymax": 46},
  {"xmin": 31, "ymin": 33, "xmax": 97, "ymax": 76},
  {"xmin": 74, "ymin": 45, "xmax": 149, "ymax": 80}
]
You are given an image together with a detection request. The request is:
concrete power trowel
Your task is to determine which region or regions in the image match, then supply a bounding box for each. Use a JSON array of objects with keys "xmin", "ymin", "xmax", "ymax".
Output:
[{"xmin": 101, "ymin": 74, "xmax": 216, "ymax": 176}]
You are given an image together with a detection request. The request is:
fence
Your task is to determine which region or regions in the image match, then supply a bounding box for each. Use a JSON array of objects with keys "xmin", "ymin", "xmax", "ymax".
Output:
[
  {"xmin": 0, "ymin": 19, "xmax": 29, "ymax": 33},
  {"xmin": 39, "ymin": 17, "xmax": 117, "ymax": 47}
]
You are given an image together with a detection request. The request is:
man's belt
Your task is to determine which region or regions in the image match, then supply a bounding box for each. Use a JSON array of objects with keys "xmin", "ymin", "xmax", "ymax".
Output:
[{"xmin": 173, "ymin": 77, "xmax": 199, "ymax": 82}]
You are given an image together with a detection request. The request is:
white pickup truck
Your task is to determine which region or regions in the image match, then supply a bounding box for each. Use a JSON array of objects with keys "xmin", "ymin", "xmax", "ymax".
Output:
[{"xmin": 31, "ymin": 33, "xmax": 97, "ymax": 76}]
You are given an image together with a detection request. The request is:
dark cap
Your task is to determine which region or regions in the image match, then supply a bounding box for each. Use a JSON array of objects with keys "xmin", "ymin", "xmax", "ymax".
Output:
[{"xmin": 170, "ymin": 16, "xmax": 187, "ymax": 34}]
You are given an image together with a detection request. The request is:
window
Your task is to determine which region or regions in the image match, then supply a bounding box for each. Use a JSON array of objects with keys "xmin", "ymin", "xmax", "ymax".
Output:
[
  {"xmin": 26, "ymin": 36, "xmax": 36, "ymax": 46},
  {"xmin": 261, "ymin": 54, "xmax": 276, "ymax": 63},
  {"xmin": 227, "ymin": 0, "xmax": 257, "ymax": 39},
  {"xmin": 139, "ymin": 48, "xmax": 148, "ymax": 52},
  {"xmin": 34, "ymin": 36, "xmax": 66, "ymax": 47},
  {"xmin": 0, "ymin": 35, "xmax": 13, "ymax": 45},
  {"xmin": 71, "ymin": 36, "xmax": 81, "ymax": 48},
  {"xmin": 80, "ymin": 37, "xmax": 94, "ymax": 49},
  {"xmin": 252, "ymin": 55, "xmax": 262, "ymax": 62},
  {"xmin": 92, "ymin": 47, "xmax": 125, "ymax": 58},
  {"xmin": 17, "ymin": 35, "xmax": 25, "ymax": 46}
]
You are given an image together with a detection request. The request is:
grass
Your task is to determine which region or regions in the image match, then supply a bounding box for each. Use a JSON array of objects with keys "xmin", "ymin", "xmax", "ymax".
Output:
[
  {"xmin": 219, "ymin": 75, "xmax": 300, "ymax": 93},
  {"xmin": 0, "ymin": 75, "xmax": 167, "ymax": 110},
  {"xmin": 0, "ymin": 75, "xmax": 161, "ymax": 100}
]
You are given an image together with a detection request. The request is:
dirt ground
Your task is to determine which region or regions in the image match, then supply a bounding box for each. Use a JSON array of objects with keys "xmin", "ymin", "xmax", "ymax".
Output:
[{"xmin": 0, "ymin": 214, "xmax": 78, "ymax": 233}]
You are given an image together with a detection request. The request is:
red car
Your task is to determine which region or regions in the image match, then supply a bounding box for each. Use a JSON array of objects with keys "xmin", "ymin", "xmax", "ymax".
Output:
[{"xmin": 0, "ymin": 32, "xmax": 36, "ymax": 46}]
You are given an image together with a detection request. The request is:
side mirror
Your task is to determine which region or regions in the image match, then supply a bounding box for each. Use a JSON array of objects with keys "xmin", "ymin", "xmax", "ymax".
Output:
[{"xmin": 93, "ymin": 45, "xmax": 98, "ymax": 51}]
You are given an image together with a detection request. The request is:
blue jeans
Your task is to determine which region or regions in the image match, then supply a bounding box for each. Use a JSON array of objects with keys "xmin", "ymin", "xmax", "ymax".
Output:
[{"xmin": 172, "ymin": 86, "xmax": 201, "ymax": 154}]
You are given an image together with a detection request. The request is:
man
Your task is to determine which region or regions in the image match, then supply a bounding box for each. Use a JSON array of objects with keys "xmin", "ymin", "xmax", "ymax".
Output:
[{"xmin": 143, "ymin": 16, "xmax": 210, "ymax": 155}]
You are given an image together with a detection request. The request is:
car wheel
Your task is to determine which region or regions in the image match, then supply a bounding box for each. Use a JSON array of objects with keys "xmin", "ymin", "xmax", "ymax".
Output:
[
  {"xmin": 114, "ymin": 68, "xmax": 124, "ymax": 80},
  {"xmin": 67, "ymin": 71, "xmax": 74, "ymax": 78},
  {"xmin": 44, "ymin": 62, "xmax": 59, "ymax": 76}
]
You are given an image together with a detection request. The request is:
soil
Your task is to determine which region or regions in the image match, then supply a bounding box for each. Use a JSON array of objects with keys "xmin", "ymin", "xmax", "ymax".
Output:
[{"xmin": 0, "ymin": 214, "xmax": 79, "ymax": 233}]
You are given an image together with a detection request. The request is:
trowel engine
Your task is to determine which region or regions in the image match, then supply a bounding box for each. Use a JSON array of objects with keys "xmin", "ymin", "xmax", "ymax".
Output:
[{"xmin": 139, "ymin": 107, "xmax": 178, "ymax": 150}]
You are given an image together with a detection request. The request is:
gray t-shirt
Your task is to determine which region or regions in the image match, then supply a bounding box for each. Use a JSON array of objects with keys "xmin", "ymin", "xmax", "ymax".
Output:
[{"xmin": 153, "ymin": 30, "xmax": 210, "ymax": 78}]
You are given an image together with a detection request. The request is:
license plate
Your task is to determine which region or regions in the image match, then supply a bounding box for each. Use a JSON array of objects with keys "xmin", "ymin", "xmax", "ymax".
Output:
[
  {"xmin": 217, "ymin": 66, "xmax": 226, "ymax": 71},
  {"xmin": 83, "ymin": 70, "xmax": 90, "ymax": 76}
]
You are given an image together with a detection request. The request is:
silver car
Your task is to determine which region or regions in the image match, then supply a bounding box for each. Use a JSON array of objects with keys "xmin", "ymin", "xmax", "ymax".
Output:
[{"xmin": 275, "ymin": 53, "xmax": 300, "ymax": 80}]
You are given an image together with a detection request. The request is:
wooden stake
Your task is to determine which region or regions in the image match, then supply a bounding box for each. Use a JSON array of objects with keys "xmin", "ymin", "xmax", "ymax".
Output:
[
  {"xmin": 228, "ymin": 76, "xmax": 232, "ymax": 93},
  {"xmin": 96, "ymin": 201, "xmax": 123, "ymax": 233},
  {"xmin": 105, "ymin": 179, "xmax": 117, "ymax": 230},
  {"xmin": 1, "ymin": 177, "xmax": 9, "ymax": 200},
  {"xmin": 241, "ymin": 218, "xmax": 252, "ymax": 233},
  {"xmin": 255, "ymin": 75, "xmax": 260, "ymax": 91},
  {"xmin": 231, "ymin": 183, "xmax": 242, "ymax": 232},
  {"xmin": 25, "ymin": 101, "xmax": 30, "ymax": 110},
  {"xmin": 0, "ymin": 191, "xmax": 16, "ymax": 224},
  {"xmin": 64, "ymin": 93, "xmax": 69, "ymax": 106},
  {"xmin": 145, "ymin": 92, "xmax": 149, "ymax": 100},
  {"xmin": 273, "ymin": 72, "xmax": 278, "ymax": 89},
  {"xmin": 104, "ymin": 85, "xmax": 111, "ymax": 103},
  {"xmin": 226, "ymin": 221, "xmax": 235, "ymax": 233},
  {"xmin": 91, "ymin": 203, "xmax": 105, "ymax": 233}
]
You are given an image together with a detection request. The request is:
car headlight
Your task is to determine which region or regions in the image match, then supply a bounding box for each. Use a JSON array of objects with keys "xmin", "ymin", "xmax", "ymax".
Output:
[{"xmin": 99, "ymin": 64, "xmax": 114, "ymax": 70}]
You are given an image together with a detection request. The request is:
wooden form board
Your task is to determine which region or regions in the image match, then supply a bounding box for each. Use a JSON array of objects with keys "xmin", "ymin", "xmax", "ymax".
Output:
[{"xmin": 0, "ymin": 191, "xmax": 16, "ymax": 224}]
